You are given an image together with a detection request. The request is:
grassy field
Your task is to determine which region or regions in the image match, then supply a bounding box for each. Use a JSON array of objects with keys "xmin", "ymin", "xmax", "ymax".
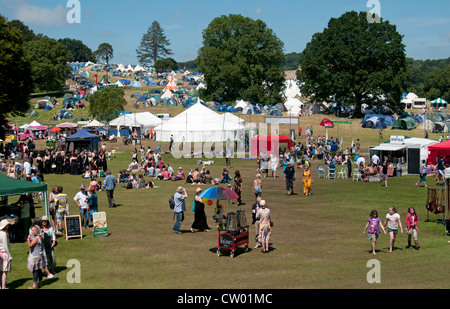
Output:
[
  {"xmin": 4, "ymin": 138, "xmax": 450, "ymax": 289},
  {"xmin": 4, "ymin": 85, "xmax": 450, "ymax": 289}
]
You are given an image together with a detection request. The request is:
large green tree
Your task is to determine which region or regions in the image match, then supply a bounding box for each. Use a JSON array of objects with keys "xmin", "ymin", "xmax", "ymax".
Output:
[
  {"xmin": 423, "ymin": 64, "xmax": 450, "ymax": 102},
  {"xmin": 26, "ymin": 36, "xmax": 70, "ymax": 92},
  {"xmin": 89, "ymin": 87, "xmax": 127, "ymax": 121},
  {"xmin": 298, "ymin": 11, "xmax": 408, "ymax": 114},
  {"xmin": 154, "ymin": 58, "xmax": 178, "ymax": 73},
  {"xmin": 0, "ymin": 15, "xmax": 33, "ymax": 137},
  {"xmin": 7, "ymin": 19, "xmax": 38, "ymax": 42},
  {"xmin": 198, "ymin": 14, "xmax": 285, "ymax": 104},
  {"xmin": 58, "ymin": 38, "xmax": 93, "ymax": 62},
  {"xmin": 136, "ymin": 21, "xmax": 173, "ymax": 67},
  {"xmin": 93, "ymin": 43, "xmax": 113, "ymax": 65}
]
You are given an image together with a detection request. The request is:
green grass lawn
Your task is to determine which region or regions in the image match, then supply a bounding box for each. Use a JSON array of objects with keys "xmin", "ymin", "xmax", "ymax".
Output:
[{"xmin": 5, "ymin": 147, "xmax": 450, "ymax": 289}]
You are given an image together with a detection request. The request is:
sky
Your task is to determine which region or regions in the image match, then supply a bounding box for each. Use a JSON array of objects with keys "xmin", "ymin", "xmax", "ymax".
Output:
[{"xmin": 0, "ymin": 0, "xmax": 449, "ymax": 65}]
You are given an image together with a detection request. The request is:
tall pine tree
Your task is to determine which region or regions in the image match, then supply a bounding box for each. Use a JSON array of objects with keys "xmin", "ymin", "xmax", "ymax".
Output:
[{"xmin": 136, "ymin": 21, "xmax": 173, "ymax": 66}]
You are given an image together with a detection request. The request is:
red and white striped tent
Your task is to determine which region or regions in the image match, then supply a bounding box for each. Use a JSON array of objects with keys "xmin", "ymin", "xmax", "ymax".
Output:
[{"xmin": 164, "ymin": 76, "xmax": 178, "ymax": 91}]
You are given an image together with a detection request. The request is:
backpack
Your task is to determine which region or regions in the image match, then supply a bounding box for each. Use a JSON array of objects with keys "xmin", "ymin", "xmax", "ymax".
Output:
[
  {"xmin": 169, "ymin": 196, "xmax": 175, "ymax": 209},
  {"xmin": 126, "ymin": 182, "xmax": 133, "ymax": 189}
]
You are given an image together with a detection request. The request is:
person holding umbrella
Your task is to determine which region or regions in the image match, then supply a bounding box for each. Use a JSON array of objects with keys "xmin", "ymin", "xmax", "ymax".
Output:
[{"xmin": 190, "ymin": 188, "xmax": 210, "ymax": 233}]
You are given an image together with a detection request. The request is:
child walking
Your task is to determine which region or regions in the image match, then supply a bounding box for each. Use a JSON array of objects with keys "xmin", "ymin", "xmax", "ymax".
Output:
[
  {"xmin": 383, "ymin": 206, "xmax": 403, "ymax": 253},
  {"xmin": 405, "ymin": 206, "xmax": 420, "ymax": 250},
  {"xmin": 363, "ymin": 209, "xmax": 386, "ymax": 255}
]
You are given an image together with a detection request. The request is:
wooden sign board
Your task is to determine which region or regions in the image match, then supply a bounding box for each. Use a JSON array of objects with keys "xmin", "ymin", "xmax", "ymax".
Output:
[{"xmin": 65, "ymin": 215, "xmax": 82, "ymax": 240}]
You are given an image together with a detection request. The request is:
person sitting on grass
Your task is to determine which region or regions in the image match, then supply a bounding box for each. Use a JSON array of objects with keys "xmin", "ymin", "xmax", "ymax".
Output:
[
  {"xmin": 219, "ymin": 168, "xmax": 231, "ymax": 184},
  {"xmin": 126, "ymin": 159, "xmax": 139, "ymax": 172},
  {"xmin": 172, "ymin": 167, "xmax": 185, "ymax": 181}
]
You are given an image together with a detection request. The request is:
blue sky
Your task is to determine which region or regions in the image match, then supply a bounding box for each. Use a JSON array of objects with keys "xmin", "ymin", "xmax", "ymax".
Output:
[{"xmin": 1, "ymin": 0, "xmax": 449, "ymax": 65}]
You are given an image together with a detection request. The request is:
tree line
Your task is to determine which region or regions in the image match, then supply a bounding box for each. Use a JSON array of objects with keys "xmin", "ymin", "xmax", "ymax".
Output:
[{"xmin": 1, "ymin": 12, "xmax": 449, "ymax": 137}]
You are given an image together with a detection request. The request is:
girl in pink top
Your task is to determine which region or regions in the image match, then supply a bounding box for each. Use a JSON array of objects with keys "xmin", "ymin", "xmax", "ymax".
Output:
[
  {"xmin": 363, "ymin": 209, "xmax": 386, "ymax": 255},
  {"xmin": 405, "ymin": 206, "xmax": 419, "ymax": 250}
]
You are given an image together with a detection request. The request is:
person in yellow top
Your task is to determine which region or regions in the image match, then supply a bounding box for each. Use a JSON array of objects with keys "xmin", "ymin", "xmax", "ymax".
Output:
[
  {"xmin": 54, "ymin": 186, "xmax": 69, "ymax": 234},
  {"xmin": 302, "ymin": 164, "xmax": 313, "ymax": 196}
]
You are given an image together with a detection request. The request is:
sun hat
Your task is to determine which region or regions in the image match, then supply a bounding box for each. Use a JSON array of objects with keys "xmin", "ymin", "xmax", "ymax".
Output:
[
  {"xmin": 41, "ymin": 215, "xmax": 49, "ymax": 222},
  {"xmin": 260, "ymin": 200, "xmax": 266, "ymax": 206},
  {"xmin": 177, "ymin": 186, "xmax": 184, "ymax": 193},
  {"xmin": 196, "ymin": 187, "xmax": 202, "ymax": 193},
  {"xmin": 0, "ymin": 219, "xmax": 11, "ymax": 230},
  {"xmin": 80, "ymin": 184, "xmax": 86, "ymax": 189}
]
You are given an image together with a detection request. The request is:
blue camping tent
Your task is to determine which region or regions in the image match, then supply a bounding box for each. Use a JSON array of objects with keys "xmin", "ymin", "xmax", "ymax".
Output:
[
  {"xmin": 130, "ymin": 81, "xmax": 142, "ymax": 87},
  {"xmin": 44, "ymin": 105, "xmax": 52, "ymax": 111},
  {"xmin": 269, "ymin": 109, "xmax": 283, "ymax": 116}
]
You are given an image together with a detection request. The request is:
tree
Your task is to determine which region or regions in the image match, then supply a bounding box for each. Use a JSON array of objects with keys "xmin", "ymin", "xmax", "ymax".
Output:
[
  {"xmin": 154, "ymin": 58, "xmax": 178, "ymax": 73},
  {"xmin": 58, "ymin": 38, "xmax": 93, "ymax": 62},
  {"xmin": 26, "ymin": 36, "xmax": 70, "ymax": 92},
  {"xmin": 89, "ymin": 87, "xmax": 127, "ymax": 122},
  {"xmin": 136, "ymin": 21, "xmax": 173, "ymax": 66},
  {"xmin": 297, "ymin": 11, "xmax": 408, "ymax": 114},
  {"xmin": 93, "ymin": 43, "xmax": 113, "ymax": 65},
  {"xmin": 424, "ymin": 64, "xmax": 450, "ymax": 102},
  {"xmin": 197, "ymin": 14, "xmax": 285, "ymax": 104},
  {"xmin": 7, "ymin": 19, "xmax": 38, "ymax": 42},
  {"xmin": 0, "ymin": 15, "xmax": 33, "ymax": 137}
]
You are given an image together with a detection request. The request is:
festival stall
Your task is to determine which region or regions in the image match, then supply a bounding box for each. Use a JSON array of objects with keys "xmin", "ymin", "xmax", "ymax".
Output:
[
  {"xmin": 0, "ymin": 173, "xmax": 50, "ymax": 240},
  {"xmin": 65, "ymin": 129, "xmax": 101, "ymax": 152},
  {"xmin": 250, "ymin": 135, "xmax": 294, "ymax": 157},
  {"xmin": 427, "ymin": 140, "xmax": 450, "ymax": 165}
]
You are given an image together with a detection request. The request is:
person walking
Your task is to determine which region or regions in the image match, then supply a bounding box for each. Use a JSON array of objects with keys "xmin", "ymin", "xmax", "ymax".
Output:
[
  {"xmin": 302, "ymin": 164, "xmax": 313, "ymax": 196},
  {"xmin": 379, "ymin": 160, "xmax": 389, "ymax": 187},
  {"xmin": 190, "ymin": 188, "xmax": 210, "ymax": 233},
  {"xmin": 173, "ymin": 186, "xmax": 187, "ymax": 234},
  {"xmin": 415, "ymin": 160, "xmax": 428, "ymax": 188},
  {"xmin": 0, "ymin": 220, "xmax": 12, "ymax": 289},
  {"xmin": 251, "ymin": 196, "xmax": 262, "ymax": 249},
  {"xmin": 104, "ymin": 170, "xmax": 117, "ymax": 208},
  {"xmin": 169, "ymin": 135, "xmax": 174, "ymax": 152},
  {"xmin": 73, "ymin": 184, "xmax": 89, "ymax": 229},
  {"xmin": 41, "ymin": 216, "xmax": 57, "ymax": 275},
  {"xmin": 363, "ymin": 210, "xmax": 386, "ymax": 255},
  {"xmin": 284, "ymin": 162, "xmax": 296, "ymax": 195},
  {"xmin": 233, "ymin": 170, "xmax": 243, "ymax": 206},
  {"xmin": 383, "ymin": 206, "xmax": 403, "ymax": 253},
  {"xmin": 27, "ymin": 225, "xmax": 45, "ymax": 289},
  {"xmin": 256, "ymin": 200, "xmax": 271, "ymax": 253},
  {"xmin": 405, "ymin": 206, "xmax": 420, "ymax": 250},
  {"xmin": 253, "ymin": 174, "xmax": 262, "ymax": 198}
]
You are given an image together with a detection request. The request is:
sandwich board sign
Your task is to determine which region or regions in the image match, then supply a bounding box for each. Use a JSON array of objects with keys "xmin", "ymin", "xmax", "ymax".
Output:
[
  {"xmin": 93, "ymin": 211, "xmax": 108, "ymax": 237},
  {"xmin": 65, "ymin": 215, "xmax": 82, "ymax": 240}
]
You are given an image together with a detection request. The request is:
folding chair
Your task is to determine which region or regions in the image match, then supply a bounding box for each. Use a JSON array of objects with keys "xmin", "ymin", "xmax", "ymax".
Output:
[
  {"xmin": 317, "ymin": 165, "xmax": 325, "ymax": 178},
  {"xmin": 337, "ymin": 168, "xmax": 347, "ymax": 179},
  {"xmin": 327, "ymin": 167, "xmax": 336, "ymax": 179},
  {"xmin": 352, "ymin": 168, "xmax": 363, "ymax": 181}
]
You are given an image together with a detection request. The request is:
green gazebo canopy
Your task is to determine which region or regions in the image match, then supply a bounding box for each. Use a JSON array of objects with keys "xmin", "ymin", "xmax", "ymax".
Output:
[{"xmin": 0, "ymin": 173, "xmax": 47, "ymax": 196}]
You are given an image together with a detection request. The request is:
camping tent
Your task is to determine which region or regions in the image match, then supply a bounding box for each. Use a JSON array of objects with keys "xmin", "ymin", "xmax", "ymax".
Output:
[
  {"xmin": 250, "ymin": 135, "xmax": 294, "ymax": 157},
  {"xmin": 154, "ymin": 102, "xmax": 244, "ymax": 142},
  {"xmin": 164, "ymin": 76, "xmax": 178, "ymax": 91},
  {"xmin": 0, "ymin": 173, "xmax": 49, "ymax": 217},
  {"xmin": 427, "ymin": 140, "xmax": 450, "ymax": 165},
  {"xmin": 391, "ymin": 117, "xmax": 416, "ymax": 130},
  {"xmin": 362, "ymin": 116, "xmax": 387, "ymax": 129}
]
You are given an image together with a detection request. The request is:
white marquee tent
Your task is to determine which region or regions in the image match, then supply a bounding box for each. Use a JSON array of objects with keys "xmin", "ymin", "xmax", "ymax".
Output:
[
  {"xmin": 154, "ymin": 102, "xmax": 245, "ymax": 142},
  {"xmin": 108, "ymin": 112, "xmax": 162, "ymax": 132}
]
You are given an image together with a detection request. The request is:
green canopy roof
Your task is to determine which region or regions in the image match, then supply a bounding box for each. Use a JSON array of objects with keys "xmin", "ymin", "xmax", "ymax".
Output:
[{"xmin": 0, "ymin": 173, "xmax": 47, "ymax": 196}]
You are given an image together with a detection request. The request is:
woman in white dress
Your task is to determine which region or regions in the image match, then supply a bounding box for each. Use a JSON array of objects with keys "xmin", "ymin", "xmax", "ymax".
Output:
[{"xmin": 270, "ymin": 154, "xmax": 278, "ymax": 178}]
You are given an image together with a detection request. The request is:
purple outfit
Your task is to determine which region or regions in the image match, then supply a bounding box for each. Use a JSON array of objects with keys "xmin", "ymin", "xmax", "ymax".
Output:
[{"xmin": 367, "ymin": 217, "xmax": 381, "ymax": 234}]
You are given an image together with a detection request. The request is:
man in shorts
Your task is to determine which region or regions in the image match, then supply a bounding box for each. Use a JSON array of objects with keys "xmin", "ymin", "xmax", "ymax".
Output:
[{"xmin": 54, "ymin": 186, "xmax": 69, "ymax": 234}]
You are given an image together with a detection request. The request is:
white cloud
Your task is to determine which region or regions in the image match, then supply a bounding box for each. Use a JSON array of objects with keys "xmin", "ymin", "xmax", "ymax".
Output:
[
  {"xmin": 255, "ymin": 7, "xmax": 263, "ymax": 15},
  {"xmin": 166, "ymin": 24, "xmax": 182, "ymax": 30},
  {"xmin": 5, "ymin": 0, "xmax": 69, "ymax": 28}
]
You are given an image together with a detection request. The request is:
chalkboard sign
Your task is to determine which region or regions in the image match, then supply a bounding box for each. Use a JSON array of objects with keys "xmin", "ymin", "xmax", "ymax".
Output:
[
  {"xmin": 219, "ymin": 233, "xmax": 234, "ymax": 249},
  {"xmin": 65, "ymin": 215, "xmax": 82, "ymax": 240}
]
